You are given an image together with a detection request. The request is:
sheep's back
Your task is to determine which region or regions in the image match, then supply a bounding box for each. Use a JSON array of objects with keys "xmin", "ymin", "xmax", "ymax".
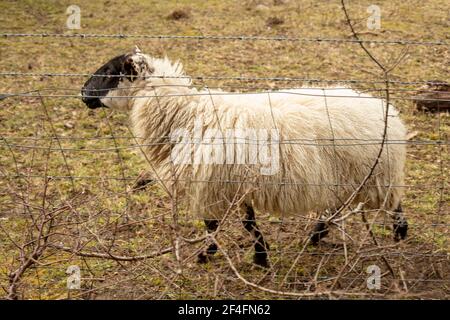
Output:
[{"xmin": 136, "ymin": 86, "xmax": 407, "ymax": 218}]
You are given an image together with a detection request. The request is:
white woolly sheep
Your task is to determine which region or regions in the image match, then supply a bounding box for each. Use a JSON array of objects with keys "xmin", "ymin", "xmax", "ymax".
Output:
[{"xmin": 81, "ymin": 46, "xmax": 408, "ymax": 267}]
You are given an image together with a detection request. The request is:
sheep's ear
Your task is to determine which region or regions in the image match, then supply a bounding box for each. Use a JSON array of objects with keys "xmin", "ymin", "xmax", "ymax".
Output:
[{"xmin": 123, "ymin": 57, "xmax": 138, "ymax": 82}]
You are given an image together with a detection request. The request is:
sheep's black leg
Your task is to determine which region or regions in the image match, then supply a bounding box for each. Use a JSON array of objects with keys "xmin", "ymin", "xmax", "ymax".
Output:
[
  {"xmin": 197, "ymin": 219, "xmax": 219, "ymax": 263},
  {"xmin": 393, "ymin": 203, "xmax": 408, "ymax": 242},
  {"xmin": 310, "ymin": 216, "xmax": 329, "ymax": 245},
  {"xmin": 243, "ymin": 205, "xmax": 270, "ymax": 268}
]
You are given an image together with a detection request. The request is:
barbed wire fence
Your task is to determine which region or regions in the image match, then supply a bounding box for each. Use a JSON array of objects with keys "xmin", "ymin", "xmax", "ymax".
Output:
[{"xmin": 0, "ymin": 0, "xmax": 448, "ymax": 300}]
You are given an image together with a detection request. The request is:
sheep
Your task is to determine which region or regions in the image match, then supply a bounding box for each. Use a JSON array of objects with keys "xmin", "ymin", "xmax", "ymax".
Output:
[{"xmin": 81, "ymin": 46, "xmax": 408, "ymax": 267}]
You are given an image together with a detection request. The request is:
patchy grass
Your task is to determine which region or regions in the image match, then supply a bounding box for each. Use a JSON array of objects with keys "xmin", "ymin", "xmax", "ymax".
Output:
[{"xmin": 0, "ymin": 0, "xmax": 449, "ymax": 299}]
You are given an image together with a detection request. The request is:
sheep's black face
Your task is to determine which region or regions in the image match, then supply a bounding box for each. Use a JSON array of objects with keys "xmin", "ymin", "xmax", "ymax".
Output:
[{"xmin": 81, "ymin": 54, "xmax": 137, "ymax": 109}]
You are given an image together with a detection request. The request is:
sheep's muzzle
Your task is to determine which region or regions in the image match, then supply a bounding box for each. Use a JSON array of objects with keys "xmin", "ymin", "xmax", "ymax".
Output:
[
  {"xmin": 81, "ymin": 88, "xmax": 107, "ymax": 109},
  {"xmin": 81, "ymin": 54, "xmax": 128, "ymax": 109}
]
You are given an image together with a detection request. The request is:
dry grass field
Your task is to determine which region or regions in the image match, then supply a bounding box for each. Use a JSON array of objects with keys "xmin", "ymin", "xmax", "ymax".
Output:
[{"xmin": 0, "ymin": 0, "xmax": 448, "ymax": 299}]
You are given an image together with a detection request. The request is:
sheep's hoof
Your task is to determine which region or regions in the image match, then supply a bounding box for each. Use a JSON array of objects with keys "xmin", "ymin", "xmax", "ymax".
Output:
[
  {"xmin": 197, "ymin": 242, "xmax": 218, "ymax": 264},
  {"xmin": 310, "ymin": 221, "xmax": 329, "ymax": 245},
  {"xmin": 197, "ymin": 253, "xmax": 210, "ymax": 264},
  {"xmin": 253, "ymin": 253, "xmax": 270, "ymax": 268},
  {"xmin": 132, "ymin": 179, "xmax": 154, "ymax": 191},
  {"xmin": 393, "ymin": 219, "xmax": 408, "ymax": 242}
]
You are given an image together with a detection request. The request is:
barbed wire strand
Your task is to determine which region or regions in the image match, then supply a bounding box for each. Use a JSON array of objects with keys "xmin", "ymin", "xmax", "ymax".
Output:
[
  {"xmin": 1, "ymin": 72, "xmax": 448, "ymax": 86},
  {"xmin": 1, "ymin": 33, "xmax": 447, "ymax": 46}
]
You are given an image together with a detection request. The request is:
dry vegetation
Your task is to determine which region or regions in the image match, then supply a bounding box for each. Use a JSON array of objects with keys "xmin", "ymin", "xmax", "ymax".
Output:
[{"xmin": 0, "ymin": 0, "xmax": 448, "ymax": 299}]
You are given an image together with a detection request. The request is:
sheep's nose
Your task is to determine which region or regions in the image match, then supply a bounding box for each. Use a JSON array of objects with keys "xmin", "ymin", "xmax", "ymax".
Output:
[
  {"xmin": 81, "ymin": 88, "xmax": 105, "ymax": 109},
  {"xmin": 81, "ymin": 88, "xmax": 97, "ymax": 105},
  {"xmin": 81, "ymin": 88, "xmax": 90, "ymax": 103}
]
